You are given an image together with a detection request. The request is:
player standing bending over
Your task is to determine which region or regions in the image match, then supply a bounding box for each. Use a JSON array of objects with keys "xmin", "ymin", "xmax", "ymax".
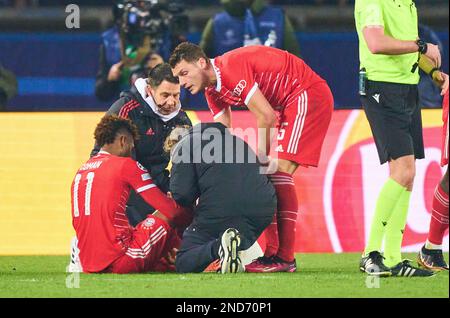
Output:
[
  {"xmin": 70, "ymin": 115, "xmax": 191, "ymax": 274},
  {"xmin": 170, "ymin": 43, "xmax": 333, "ymax": 272}
]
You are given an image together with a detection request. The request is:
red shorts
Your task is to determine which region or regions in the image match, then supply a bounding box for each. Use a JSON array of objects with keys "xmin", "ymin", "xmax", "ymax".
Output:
[
  {"xmin": 442, "ymin": 92, "xmax": 449, "ymax": 167},
  {"xmin": 274, "ymin": 81, "xmax": 333, "ymax": 167},
  {"xmin": 105, "ymin": 216, "xmax": 180, "ymax": 274}
]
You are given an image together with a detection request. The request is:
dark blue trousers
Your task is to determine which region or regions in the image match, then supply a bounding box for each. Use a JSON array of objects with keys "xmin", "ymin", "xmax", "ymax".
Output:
[{"xmin": 175, "ymin": 215, "xmax": 272, "ymax": 273}]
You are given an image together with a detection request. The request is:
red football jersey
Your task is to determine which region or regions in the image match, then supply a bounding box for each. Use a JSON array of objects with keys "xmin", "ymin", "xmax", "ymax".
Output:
[
  {"xmin": 71, "ymin": 151, "xmax": 181, "ymax": 272},
  {"xmin": 205, "ymin": 45, "xmax": 326, "ymax": 119}
]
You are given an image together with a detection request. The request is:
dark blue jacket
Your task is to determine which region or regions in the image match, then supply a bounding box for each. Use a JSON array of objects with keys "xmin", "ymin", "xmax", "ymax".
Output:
[{"xmin": 212, "ymin": 6, "xmax": 284, "ymax": 56}]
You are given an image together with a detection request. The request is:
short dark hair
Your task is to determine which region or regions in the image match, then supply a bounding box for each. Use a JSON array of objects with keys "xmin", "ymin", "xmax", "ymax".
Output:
[
  {"xmin": 169, "ymin": 42, "xmax": 209, "ymax": 68},
  {"xmin": 94, "ymin": 115, "xmax": 139, "ymax": 147},
  {"xmin": 146, "ymin": 63, "xmax": 179, "ymax": 88}
]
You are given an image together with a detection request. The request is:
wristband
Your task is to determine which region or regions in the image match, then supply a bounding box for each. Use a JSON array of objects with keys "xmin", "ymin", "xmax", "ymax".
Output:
[{"xmin": 429, "ymin": 67, "xmax": 440, "ymax": 78}]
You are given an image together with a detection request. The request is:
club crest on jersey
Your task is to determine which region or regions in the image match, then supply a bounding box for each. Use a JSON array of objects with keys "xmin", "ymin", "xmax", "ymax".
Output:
[
  {"xmin": 233, "ymin": 80, "xmax": 247, "ymax": 97},
  {"xmin": 136, "ymin": 162, "xmax": 148, "ymax": 172},
  {"xmin": 143, "ymin": 218, "xmax": 155, "ymax": 229}
]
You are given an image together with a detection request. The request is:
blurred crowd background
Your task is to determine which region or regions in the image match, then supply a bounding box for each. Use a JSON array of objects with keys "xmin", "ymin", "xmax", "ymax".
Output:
[
  {"xmin": 0, "ymin": 0, "xmax": 448, "ymax": 111},
  {"xmin": 2, "ymin": 0, "xmax": 450, "ymax": 8}
]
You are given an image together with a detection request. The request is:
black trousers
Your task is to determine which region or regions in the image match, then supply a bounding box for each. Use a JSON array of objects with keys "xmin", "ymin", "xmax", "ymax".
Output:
[{"xmin": 175, "ymin": 214, "xmax": 273, "ymax": 273}]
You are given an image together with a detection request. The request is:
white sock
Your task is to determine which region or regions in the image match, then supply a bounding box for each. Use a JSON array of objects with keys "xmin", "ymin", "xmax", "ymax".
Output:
[{"xmin": 425, "ymin": 239, "xmax": 442, "ymax": 250}]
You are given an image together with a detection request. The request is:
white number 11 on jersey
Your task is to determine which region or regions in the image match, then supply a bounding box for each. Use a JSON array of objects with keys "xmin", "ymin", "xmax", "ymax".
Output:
[{"xmin": 73, "ymin": 172, "xmax": 95, "ymax": 217}]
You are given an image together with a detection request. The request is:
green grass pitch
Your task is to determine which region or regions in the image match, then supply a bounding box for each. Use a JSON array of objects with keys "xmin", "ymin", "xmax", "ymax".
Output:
[{"xmin": 0, "ymin": 253, "xmax": 448, "ymax": 298}]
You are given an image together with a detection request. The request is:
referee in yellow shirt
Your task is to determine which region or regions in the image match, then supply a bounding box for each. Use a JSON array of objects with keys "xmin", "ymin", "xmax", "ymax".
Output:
[{"xmin": 355, "ymin": 0, "xmax": 449, "ymax": 277}]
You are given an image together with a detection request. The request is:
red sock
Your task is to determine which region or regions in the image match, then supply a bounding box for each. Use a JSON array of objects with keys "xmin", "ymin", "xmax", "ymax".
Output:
[
  {"xmin": 263, "ymin": 213, "xmax": 279, "ymax": 257},
  {"xmin": 270, "ymin": 172, "xmax": 298, "ymax": 262},
  {"xmin": 428, "ymin": 184, "xmax": 449, "ymax": 245}
]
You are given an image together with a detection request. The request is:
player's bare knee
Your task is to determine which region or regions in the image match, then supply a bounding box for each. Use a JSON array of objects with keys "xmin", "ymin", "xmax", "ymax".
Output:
[
  {"xmin": 403, "ymin": 170, "xmax": 415, "ymax": 188},
  {"xmin": 404, "ymin": 168, "xmax": 416, "ymax": 186},
  {"xmin": 390, "ymin": 157, "xmax": 416, "ymax": 188},
  {"xmin": 276, "ymin": 159, "xmax": 298, "ymax": 175},
  {"xmin": 391, "ymin": 168, "xmax": 415, "ymax": 188}
]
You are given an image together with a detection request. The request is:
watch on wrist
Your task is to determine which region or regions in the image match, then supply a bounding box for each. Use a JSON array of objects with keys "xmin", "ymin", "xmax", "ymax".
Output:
[{"xmin": 416, "ymin": 39, "xmax": 428, "ymax": 54}]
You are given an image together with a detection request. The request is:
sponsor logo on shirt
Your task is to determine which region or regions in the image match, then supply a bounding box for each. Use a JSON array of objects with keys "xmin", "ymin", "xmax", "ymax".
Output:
[
  {"xmin": 275, "ymin": 144, "xmax": 284, "ymax": 153},
  {"xmin": 233, "ymin": 80, "xmax": 247, "ymax": 97},
  {"xmin": 372, "ymin": 94, "xmax": 380, "ymax": 104}
]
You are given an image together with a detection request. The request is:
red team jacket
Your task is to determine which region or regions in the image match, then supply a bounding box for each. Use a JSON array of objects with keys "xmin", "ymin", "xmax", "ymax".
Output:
[{"xmin": 71, "ymin": 151, "xmax": 185, "ymax": 272}]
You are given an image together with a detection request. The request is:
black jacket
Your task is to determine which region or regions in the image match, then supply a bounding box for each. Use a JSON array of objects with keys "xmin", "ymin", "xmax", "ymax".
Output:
[
  {"xmin": 170, "ymin": 122, "xmax": 277, "ymax": 225},
  {"xmin": 92, "ymin": 88, "xmax": 192, "ymax": 192}
]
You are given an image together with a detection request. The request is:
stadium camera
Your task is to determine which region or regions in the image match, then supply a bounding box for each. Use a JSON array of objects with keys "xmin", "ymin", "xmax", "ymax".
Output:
[
  {"xmin": 165, "ymin": 0, "xmax": 189, "ymax": 36},
  {"xmin": 114, "ymin": 0, "xmax": 188, "ymax": 53},
  {"xmin": 121, "ymin": 0, "xmax": 165, "ymax": 39}
]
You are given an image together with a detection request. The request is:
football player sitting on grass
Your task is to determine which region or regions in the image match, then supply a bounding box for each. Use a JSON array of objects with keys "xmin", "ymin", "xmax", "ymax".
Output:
[{"xmin": 69, "ymin": 115, "xmax": 192, "ymax": 274}]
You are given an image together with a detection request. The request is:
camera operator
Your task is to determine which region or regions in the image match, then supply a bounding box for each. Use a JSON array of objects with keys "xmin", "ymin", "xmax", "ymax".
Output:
[{"xmin": 95, "ymin": 0, "xmax": 188, "ymax": 102}]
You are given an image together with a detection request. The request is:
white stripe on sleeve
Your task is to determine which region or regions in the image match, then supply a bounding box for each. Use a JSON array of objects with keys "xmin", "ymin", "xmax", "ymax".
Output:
[
  {"xmin": 244, "ymin": 83, "xmax": 259, "ymax": 105},
  {"xmin": 136, "ymin": 183, "xmax": 157, "ymax": 193}
]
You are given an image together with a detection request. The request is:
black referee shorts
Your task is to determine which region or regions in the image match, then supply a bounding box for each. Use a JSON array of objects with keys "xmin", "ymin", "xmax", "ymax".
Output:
[{"xmin": 361, "ymin": 80, "xmax": 425, "ymax": 165}]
